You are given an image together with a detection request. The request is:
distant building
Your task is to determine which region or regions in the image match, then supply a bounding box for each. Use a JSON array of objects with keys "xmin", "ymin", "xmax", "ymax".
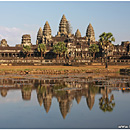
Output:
[{"xmin": 0, "ymin": 14, "xmax": 130, "ymax": 65}]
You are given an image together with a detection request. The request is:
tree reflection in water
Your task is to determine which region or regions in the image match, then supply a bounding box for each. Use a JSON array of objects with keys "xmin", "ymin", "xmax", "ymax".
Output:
[
  {"xmin": 0, "ymin": 77, "xmax": 120, "ymax": 118},
  {"xmin": 99, "ymin": 86, "xmax": 115, "ymax": 112}
]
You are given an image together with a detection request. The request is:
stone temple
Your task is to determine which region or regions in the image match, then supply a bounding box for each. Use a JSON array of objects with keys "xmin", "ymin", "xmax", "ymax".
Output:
[
  {"xmin": 75, "ymin": 29, "xmax": 81, "ymax": 38},
  {"xmin": 86, "ymin": 23, "xmax": 95, "ymax": 42},
  {"xmin": 0, "ymin": 14, "xmax": 130, "ymax": 65},
  {"xmin": 57, "ymin": 14, "xmax": 68, "ymax": 36}
]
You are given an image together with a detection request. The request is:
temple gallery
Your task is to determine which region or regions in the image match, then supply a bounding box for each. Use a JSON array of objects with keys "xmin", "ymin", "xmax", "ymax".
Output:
[{"xmin": 0, "ymin": 15, "xmax": 130, "ymax": 65}]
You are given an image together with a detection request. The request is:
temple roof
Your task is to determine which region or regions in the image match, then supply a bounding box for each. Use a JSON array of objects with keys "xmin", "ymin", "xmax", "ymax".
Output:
[
  {"xmin": 59, "ymin": 14, "xmax": 67, "ymax": 34},
  {"xmin": 37, "ymin": 27, "xmax": 43, "ymax": 36},
  {"xmin": 22, "ymin": 34, "xmax": 31, "ymax": 39},
  {"xmin": 86, "ymin": 23, "xmax": 95, "ymax": 36},
  {"xmin": 43, "ymin": 21, "xmax": 51, "ymax": 36},
  {"xmin": 75, "ymin": 29, "xmax": 81, "ymax": 38},
  {"xmin": 86, "ymin": 23, "xmax": 95, "ymax": 41},
  {"xmin": 61, "ymin": 14, "xmax": 67, "ymax": 21},
  {"xmin": 86, "ymin": 94, "xmax": 95, "ymax": 110}
]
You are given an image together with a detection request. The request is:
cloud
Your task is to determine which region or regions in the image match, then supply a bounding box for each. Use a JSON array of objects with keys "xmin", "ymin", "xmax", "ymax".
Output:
[
  {"xmin": 0, "ymin": 26, "xmax": 24, "ymax": 46},
  {"xmin": 0, "ymin": 26, "xmax": 38, "ymax": 46}
]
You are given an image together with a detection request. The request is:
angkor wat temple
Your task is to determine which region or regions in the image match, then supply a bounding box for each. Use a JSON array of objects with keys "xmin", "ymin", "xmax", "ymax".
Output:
[{"xmin": 0, "ymin": 14, "xmax": 130, "ymax": 65}]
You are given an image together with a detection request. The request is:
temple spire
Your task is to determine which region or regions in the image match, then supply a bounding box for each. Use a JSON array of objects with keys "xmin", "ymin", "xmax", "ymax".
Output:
[
  {"xmin": 43, "ymin": 21, "xmax": 51, "ymax": 37},
  {"xmin": 86, "ymin": 23, "xmax": 95, "ymax": 42},
  {"xmin": 57, "ymin": 14, "xmax": 68, "ymax": 36},
  {"xmin": 36, "ymin": 27, "xmax": 43, "ymax": 44},
  {"xmin": 75, "ymin": 29, "xmax": 81, "ymax": 38}
]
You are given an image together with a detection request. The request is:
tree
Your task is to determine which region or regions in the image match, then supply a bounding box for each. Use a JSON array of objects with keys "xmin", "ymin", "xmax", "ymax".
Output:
[
  {"xmin": 66, "ymin": 21, "xmax": 72, "ymax": 34},
  {"xmin": 99, "ymin": 32, "xmax": 115, "ymax": 68},
  {"xmin": 23, "ymin": 45, "xmax": 31, "ymax": 58},
  {"xmin": 53, "ymin": 42, "xmax": 67, "ymax": 59},
  {"xmin": 89, "ymin": 44, "xmax": 99, "ymax": 59},
  {"xmin": 37, "ymin": 43, "xmax": 46, "ymax": 61},
  {"xmin": 99, "ymin": 94, "xmax": 115, "ymax": 112}
]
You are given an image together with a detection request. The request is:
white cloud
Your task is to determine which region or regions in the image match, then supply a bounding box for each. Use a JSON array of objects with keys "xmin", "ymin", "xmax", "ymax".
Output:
[
  {"xmin": 0, "ymin": 26, "xmax": 24, "ymax": 46},
  {"xmin": 0, "ymin": 26, "xmax": 38, "ymax": 46}
]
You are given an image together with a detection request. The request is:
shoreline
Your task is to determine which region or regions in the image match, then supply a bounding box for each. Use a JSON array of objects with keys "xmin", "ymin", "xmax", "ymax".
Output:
[{"xmin": 0, "ymin": 65, "xmax": 129, "ymax": 75}]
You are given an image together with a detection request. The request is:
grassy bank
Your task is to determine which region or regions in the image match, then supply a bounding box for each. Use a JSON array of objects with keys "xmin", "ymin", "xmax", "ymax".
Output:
[{"xmin": 0, "ymin": 65, "xmax": 129, "ymax": 75}]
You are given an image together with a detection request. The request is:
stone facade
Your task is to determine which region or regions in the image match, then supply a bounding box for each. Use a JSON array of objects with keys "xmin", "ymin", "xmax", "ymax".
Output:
[
  {"xmin": 43, "ymin": 21, "xmax": 51, "ymax": 37},
  {"xmin": 75, "ymin": 29, "xmax": 81, "ymax": 38},
  {"xmin": 21, "ymin": 34, "xmax": 32, "ymax": 46},
  {"xmin": 36, "ymin": 27, "xmax": 43, "ymax": 45},
  {"xmin": 57, "ymin": 14, "xmax": 68, "ymax": 37},
  {"xmin": 0, "ymin": 14, "xmax": 130, "ymax": 65},
  {"xmin": 36, "ymin": 21, "xmax": 52, "ymax": 45},
  {"xmin": 86, "ymin": 23, "xmax": 95, "ymax": 42},
  {"xmin": 0, "ymin": 39, "xmax": 8, "ymax": 47}
]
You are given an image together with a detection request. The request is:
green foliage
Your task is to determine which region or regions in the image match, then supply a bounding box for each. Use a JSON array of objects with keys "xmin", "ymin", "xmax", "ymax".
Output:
[
  {"xmin": 37, "ymin": 43, "xmax": 46, "ymax": 53},
  {"xmin": 99, "ymin": 32, "xmax": 115, "ymax": 68},
  {"xmin": 89, "ymin": 44, "xmax": 99, "ymax": 53},
  {"xmin": 56, "ymin": 90, "xmax": 66, "ymax": 96},
  {"xmin": 53, "ymin": 83, "xmax": 67, "ymax": 96},
  {"xmin": 23, "ymin": 45, "xmax": 31, "ymax": 54},
  {"xmin": 22, "ymin": 86, "xmax": 32, "ymax": 91},
  {"xmin": 99, "ymin": 94, "xmax": 115, "ymax": 112},
  {"xmin": 37, "ymin": 85, "xmax": 46, "ymax": 94},
  {"xmin": 89, "ymin": 84, "xmax": 99, "ymax": 94},
  {"xmin": 53, "ymin": 83, "xmax": 67, "ymax": 90},
  {"xmin": 99, "ymin": 32, "xmax": 115, "ymax": 48},
  {"xmin": 24, "ymin": 68, "xmax": 32, "ymax": 71},
  {"xmin": 23, "ymin": 45, "xmax": 31, "ymax": 58},
  {"xmin": 53, "ymin": 42, "xmax": 67, "ymax": 55}
]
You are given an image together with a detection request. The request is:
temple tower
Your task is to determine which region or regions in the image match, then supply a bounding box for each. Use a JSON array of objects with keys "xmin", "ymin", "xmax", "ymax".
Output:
[
  {"xmin": 75, "ymin": 91, "xmax": 82, "ymax": 104},
  {"xmin": 21, "ymin": 34, "xmax": 32, "ymax": 46},
  {"xmin": 36, "ymin": 27, "xmax": 43, "ymax": 45},
  {"xmin": 86, "ymin": 23, "xmax": 95, "ymax": 42},
  {"xmin": 0, "ymin": 39, "xmax": 8, "ymax": 47},
  {"xmin": 1, "ymin": 89, "xmax": 8, "ymax": 97},
  {"xmin": 21, "ymin": 87, "xmax": 32, "ymax": 101},
  {"xmin": 59, "ymin": 100, "xmax": 69, "ymax": 119},
  {"xmin": 37, "ymin": 94, "xmax": 43, "ymax": 106},
  {"xmin": 43, "ymin": 96, "xmax": 52, "ymax": 113},
  {"xmin": 57, "ymin": 14, "xmax": 67, "ymax": 36},
  {"xmin": 86, "ymin": 94, "xmax": 95, "ymax": 110},
  {"xmin": 42, "ymin": 21, "xmax": 52, "ymax": 44},
  {"xmin": 43, "ymin": 21, "xmax": 51, "ymax": 38},
  {"xmin": 75, "ymin": 29, "xmax": 81, "ymax": 38}
]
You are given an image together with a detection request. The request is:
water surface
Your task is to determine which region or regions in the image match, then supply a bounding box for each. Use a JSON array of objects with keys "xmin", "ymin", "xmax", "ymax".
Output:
[{"xmin": 0, "ymin": 73, "xmax": 130, "ymax": 129}]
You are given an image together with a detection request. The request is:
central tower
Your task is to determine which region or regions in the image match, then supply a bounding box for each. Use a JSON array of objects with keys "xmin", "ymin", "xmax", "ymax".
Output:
[{"xmin": 57, "ymin": 14, "xmax": 68, "ymax": 37}]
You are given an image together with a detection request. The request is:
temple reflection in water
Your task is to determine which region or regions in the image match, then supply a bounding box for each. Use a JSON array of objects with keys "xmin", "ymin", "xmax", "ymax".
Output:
[{"xmin": 0, "ymin": 75, "xmax": 130, "ymax": 119}]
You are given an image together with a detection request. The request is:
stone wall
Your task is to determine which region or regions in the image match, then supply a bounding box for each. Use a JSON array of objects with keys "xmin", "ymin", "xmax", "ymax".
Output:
[{"xmin": 0, "ymin": 58, "xmax": 130, "ymax": 66}]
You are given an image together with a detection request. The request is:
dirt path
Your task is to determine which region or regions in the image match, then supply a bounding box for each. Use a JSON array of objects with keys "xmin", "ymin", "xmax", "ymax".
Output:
[{"xmin": 0, "ymin": 65, "xmax": 129, "ymax": 71}]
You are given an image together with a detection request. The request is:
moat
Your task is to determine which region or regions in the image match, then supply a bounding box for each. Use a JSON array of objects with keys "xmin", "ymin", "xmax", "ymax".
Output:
[{"xmin": 0, "ymin": 73, "xmax": 130, "ymax": 129}]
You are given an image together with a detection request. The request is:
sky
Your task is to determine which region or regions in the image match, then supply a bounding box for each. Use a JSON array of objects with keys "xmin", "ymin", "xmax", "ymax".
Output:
[{"xmin": 0, "ymin": 1, "xmax": 130, "ymax": 46}]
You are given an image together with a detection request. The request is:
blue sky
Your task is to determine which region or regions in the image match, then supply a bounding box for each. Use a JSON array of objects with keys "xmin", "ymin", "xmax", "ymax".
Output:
[{"xmin": 0, "ymin": 1, "xmax": 130, "ymax": 46}]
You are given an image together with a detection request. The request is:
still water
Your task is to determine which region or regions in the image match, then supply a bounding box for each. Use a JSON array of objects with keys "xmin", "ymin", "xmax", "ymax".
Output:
[{"xmin": 0, "ymin": 73, "xmax": 130, "ymax": 129}]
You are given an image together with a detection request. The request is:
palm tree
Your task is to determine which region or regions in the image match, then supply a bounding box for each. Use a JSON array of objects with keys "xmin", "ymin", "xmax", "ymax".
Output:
[
  {"xmin": 99, "ymin": 32, "xmax": 115, "ymax": 68},
  {"xmin": 37, "ymin": 43, "xmax": 46, "ymax": 61},
  {"xmin": 99, "ymin": 94, "xmax": 115, "ymax": 112},
  {"xmin": 23, "ymin": 45, "xmax": 31, "ymax": 58},
  {"xmin": 53, "ymin": 42, "xmax": 67, "ymax": 59},
  {"xmin": 89, "ymin": 44, "xmax": 99, "ymax": 59},
  {"xmin": 61, "ymin": 43, "xmax": 68, "ymax": 59}
]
